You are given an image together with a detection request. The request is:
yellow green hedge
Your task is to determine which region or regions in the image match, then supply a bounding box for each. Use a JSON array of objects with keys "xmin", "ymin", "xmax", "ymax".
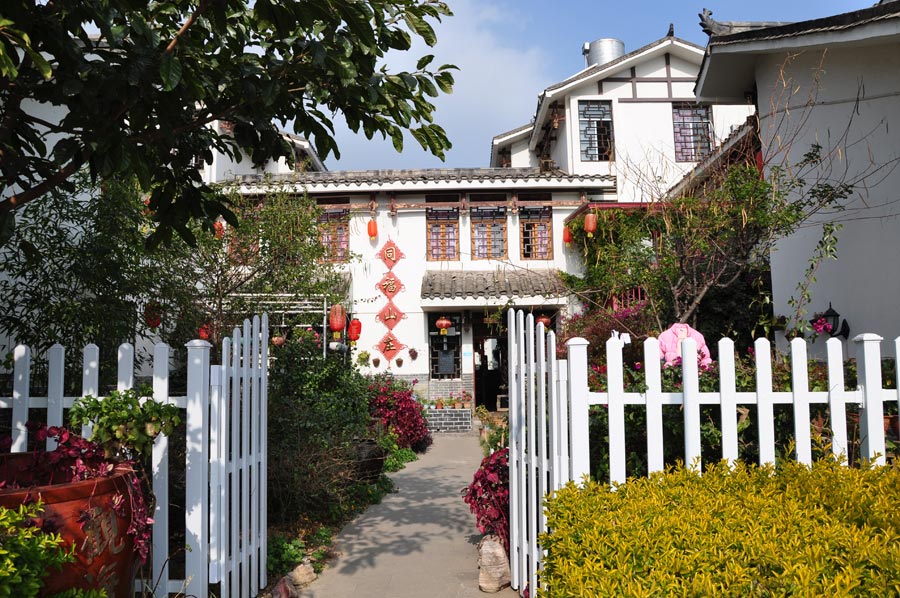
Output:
[{"xmin": 540, "ymin": 459, "xmax": 900, "ymax": 597}]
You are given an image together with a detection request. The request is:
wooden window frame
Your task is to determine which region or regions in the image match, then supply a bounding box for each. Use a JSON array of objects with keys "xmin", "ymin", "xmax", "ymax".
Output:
[
  {"xmin": 470, "ymin": 207, "xmax": 507, "ymax": 260},
  {"xmin": 426, "ymin": 207, "xmax": 460, "ymax": 261},
  {"xmin": 318, "ymin": 209, "xmax": 349, "ymax": 263},
  {"xmin": 579, "ymin": 100, "xmax": 614, "ymax": 162},
  {"xmin": 672, "ymin": 103, "xmax": 713, "ymax": 163},
  {"xmin": 520, "ymin": 207, "xmax": 553, "ymax": 260}
]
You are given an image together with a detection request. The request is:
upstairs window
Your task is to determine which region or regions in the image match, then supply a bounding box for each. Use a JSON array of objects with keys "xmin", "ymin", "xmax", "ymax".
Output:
[
  {"xmin": 471, "ymin": 207, "xmax": 506, "ymax": 260},
  {"xmin": 427, "ymin": 208, "xmax": 459, "ymax": 260},
  {"xmin": 520, "ymin": 207, "xmax": 553, "ymax": 260},
  {"xmin": 579, "ymin": 100, "xmax": 614, "ymax": 161},
  {"xmin": 318, "ymin": 210, "xmax": 349, "ymax": 262},
  {"xmin": 673, "ymin": 103, "xmax": 713, "ymax": 162}
]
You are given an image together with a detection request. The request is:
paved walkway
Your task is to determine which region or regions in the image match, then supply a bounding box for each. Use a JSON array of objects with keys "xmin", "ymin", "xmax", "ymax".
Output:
[{"xmin": 302, "ymin": 430, "xmax": 518, "ymax": 598}]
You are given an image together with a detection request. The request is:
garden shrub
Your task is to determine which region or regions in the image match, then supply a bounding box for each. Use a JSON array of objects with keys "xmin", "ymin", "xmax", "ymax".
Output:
[
  {"xmin": 367, "ymin": 374, "xmax": 432, "ymax": 452},
  {"xmin": 463, "ymin": 448, "xmax": 510, "ymax": 551},
  {"xmin": 267, "ymin": 331, "xmax": 373, "ymax": 525},
  {"xmin": 541, "ymin": 458, "xmax": 900, "ymax": 597}
]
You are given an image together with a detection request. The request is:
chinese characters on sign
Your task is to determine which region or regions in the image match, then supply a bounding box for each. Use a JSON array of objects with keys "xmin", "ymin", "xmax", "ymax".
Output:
[{"xmin": 375, "ymin": 240, "xmax": 406, "ymax": 364}]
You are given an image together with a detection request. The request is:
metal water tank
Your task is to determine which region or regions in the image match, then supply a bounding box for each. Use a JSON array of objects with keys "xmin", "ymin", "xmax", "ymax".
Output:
[{"xmin": 582, "ymin": 38, "xmax": 626, "ymax": 67}]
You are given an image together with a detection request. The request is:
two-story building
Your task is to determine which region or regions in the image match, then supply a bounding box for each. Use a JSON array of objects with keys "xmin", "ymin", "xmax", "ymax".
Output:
[{"xmin": 226, "ymin": 32, "xmax": 752, "ymax": 408}]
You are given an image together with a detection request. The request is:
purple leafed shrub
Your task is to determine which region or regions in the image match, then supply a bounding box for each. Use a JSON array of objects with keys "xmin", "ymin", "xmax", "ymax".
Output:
[{"xmin": 463, "ymin": 448, "xmax": 510, "ymax": 551}]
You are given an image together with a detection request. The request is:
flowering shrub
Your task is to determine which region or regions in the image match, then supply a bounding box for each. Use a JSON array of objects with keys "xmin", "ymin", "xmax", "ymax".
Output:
[
  {"xmin": 811, "ymin": 316, "xmax": 833, "ymax": 337},
  {"xmin": 462, "ymin": 448, "xmax": 510, "ymax": 551},
  {"xmin": 367, "ymin": 374, "xmax": 431, "ymax": 451}
]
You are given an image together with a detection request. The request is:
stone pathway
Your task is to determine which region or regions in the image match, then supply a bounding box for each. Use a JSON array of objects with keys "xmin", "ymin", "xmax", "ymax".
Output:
[{"xmin": 301, "ymin": 430, "xmax": 518, "ymax": 598}]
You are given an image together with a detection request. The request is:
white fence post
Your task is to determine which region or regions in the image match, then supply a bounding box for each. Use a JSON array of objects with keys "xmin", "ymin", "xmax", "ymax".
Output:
[
  {"xmin": 46, "ymin": 345, "xmax": 65, "ymax": 452},
  {"xmin": 508, "ymin": 309, "xmax": 522, "ymax": 592},
  {"xmin": 151, "ymin": 343, "xmax": 171, "ymax": 597},
  {"xmin": 566, "ymin": 337, "xmax": 590, "ymax": 482},
  {"xmin": 11, "ymin": 345, "xmax": 31, "ymax": 453},
  {"xmin": 606, "ymin": 336, "xmax": 626, "ymax": 485},
  {"xmin": 184, "ymin": 339, "xmax": 212, "ymax": 594},
  {"xmin": 117, "ymin": 342, "xmax": 134, "ymax": 391},
  {"xmin": 790, "ymin": 338, "xmax": 812, "ymax": 466},
  {"xmin": 81, "ymin": 344, "xmax": 99, "ymax": 439},
  {"xmin": 718, "ymin": 338, "xmax": 738, "ymax": 466},
  {"xmin": 644, "ymin": 338, "xmax": 664, "ymax": 474},
  {"xmin": 682, "ymin": 338, "xmax": 701, "ymax": 471},
  {"xmin": 259, "ymin": 313, "xmax": 269, "ymax": 586},
  {"xmin": 754, "ymin": 338, "xmax": 776, "ymax": 467},
  {"xmin": 855, "ymin": 333, "xmax": 886, "ymax": 465},
  {"xmin": 826, "ymin": 338, "xmax": 849, "ymax": 459}
]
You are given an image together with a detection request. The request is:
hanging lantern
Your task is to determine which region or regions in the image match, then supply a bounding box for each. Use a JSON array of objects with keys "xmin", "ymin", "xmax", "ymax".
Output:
[
  {"xmin": 348, "ymin": 318, "xmax": 362, "ymax": 344},
  {"xmin": 198, "ymin": 323, "xmax": 211, "ymax": 341},
  {"xmin": 536, "ymin": 314, "xmax": 552, "ymax": 328},
  {"xmin": 562, "ymin": 225, "xmax": 572, "ymax": 247},
  {"xmin": 584, "ymin": 212, "xmax": 597, "ymax": 238},
  {"xmin": 367, "ymin": 218, "xmax": 378, "ymax": 241},
  {"xmin": 143, "ymin": 301, "xmax": 162, "ymax": 329},
  {"xmin": 435, "ymin": 316, "xmax": 452, "ymax": 336},
  {"xmin": 329, "ymin": 303, "xmax": 346, "ymax": 339}
]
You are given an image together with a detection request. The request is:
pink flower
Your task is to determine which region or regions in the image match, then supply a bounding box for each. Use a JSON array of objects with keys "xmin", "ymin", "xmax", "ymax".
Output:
[{"xmin": 634, "ymin": 362, "xmax": 642, "ymax": 370}]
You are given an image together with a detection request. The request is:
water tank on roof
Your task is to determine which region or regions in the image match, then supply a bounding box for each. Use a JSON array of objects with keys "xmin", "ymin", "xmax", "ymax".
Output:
[{"xmin": 582, "ymin": 38, "xmax": 625, "ymax": 67}]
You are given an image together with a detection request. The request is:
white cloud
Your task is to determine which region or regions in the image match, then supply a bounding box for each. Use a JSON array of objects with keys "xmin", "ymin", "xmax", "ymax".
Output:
[{"xmin": 325, "ymin": 0, "xmax": 552, "ymax": 170}]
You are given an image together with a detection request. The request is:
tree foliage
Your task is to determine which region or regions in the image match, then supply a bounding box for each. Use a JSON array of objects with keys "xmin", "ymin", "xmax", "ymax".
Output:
[
  {"xmin": 0, "ymin": 0, "xmax": 456, "ymax": 244},
  {"xmin": 566, "ymin": 147, "xmax": 851, "ymax": 337}
]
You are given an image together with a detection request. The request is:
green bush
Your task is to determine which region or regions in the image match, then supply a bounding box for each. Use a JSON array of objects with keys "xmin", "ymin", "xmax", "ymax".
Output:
[
  {"xmin": 541, "ymin": 459, "xmax": 900, "ymax": 597},
  {"xmin": 0, "ymin": 503, "xmax": 105, "ymax": 598}
]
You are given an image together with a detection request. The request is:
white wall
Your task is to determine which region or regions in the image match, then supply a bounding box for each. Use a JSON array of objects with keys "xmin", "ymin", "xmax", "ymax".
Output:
[{"xmin": 755, "ymin": 44, "xmax": 900, "ymax": 345}]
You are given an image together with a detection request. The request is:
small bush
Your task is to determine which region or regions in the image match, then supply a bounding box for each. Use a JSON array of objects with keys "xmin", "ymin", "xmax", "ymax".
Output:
[
  {"xmin": 541, "ymin": 459, "xmax": 900, "ymax": 597},
  {"xmin": 367, "ymin": 374, "xmax": 431, "ymax": 451},
  {"xmin": 0, "ymin": 503, "xmax": 76, "ymax": 598},
  {"xmin": 462, "ymin": 448, "xmax": 510, "ymax": 551}
]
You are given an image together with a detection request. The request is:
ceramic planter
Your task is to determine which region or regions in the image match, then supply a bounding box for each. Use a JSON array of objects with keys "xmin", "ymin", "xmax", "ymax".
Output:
[{"xmin": 0, "ymin": 453, "xmax": 139, "ymax": 597}]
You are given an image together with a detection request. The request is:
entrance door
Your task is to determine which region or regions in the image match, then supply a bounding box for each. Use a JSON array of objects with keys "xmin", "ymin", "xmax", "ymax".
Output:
[{"xmin": 472, "ymin": 313, "xmax": 508, "ymax": 411}]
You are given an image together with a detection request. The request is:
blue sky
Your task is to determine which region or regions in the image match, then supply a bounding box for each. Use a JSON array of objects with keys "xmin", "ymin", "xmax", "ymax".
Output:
[{"xmin": 324, "ymin": 0, "xmax": 864, "ymax": 171}]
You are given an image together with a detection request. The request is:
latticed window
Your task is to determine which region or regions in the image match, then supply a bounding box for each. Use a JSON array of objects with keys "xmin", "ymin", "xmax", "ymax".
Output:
[
  {"xmin": 318, "ymin": 210, "xmax": 349, "ymax": 262},
  {"xmin": 520, "ymin": 207, "xmax": 553, "ymax": 260},
  {"xmin": 673, "ymin": 103, "xmax": 713, "ymax": 162},
  {"xmin": 427, "ymin": 208, "xmax": 459, "ymax": 260},
  {"xmin": 579, "ymin": 100, "xmax": 614, "ymax": 161},
  {"xmin": 471, "ymin": 207, "xmax": 506, "ymax": 260}
]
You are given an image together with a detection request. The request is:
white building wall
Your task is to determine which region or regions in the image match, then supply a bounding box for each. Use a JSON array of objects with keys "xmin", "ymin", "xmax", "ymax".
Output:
[{"xmin": 755, "ymin": 45, "xmax": 900, "ymax": 347}]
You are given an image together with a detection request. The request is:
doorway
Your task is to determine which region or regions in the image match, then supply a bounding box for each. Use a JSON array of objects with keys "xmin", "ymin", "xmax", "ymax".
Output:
[{"xmin": 472, "ymin": 311, "xmax": 508, "ymax": 411}]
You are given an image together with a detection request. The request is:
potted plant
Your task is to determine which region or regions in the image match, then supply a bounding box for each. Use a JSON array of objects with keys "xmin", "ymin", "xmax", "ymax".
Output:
[
  {"xmin": 462, "ymin": 390, "xmax": 473, "ymax": 410},
  {"xmin": 435, "ymin": 398, "xmax": 444, "ymax": 410},
  {"xmin": 0, "ymin": 388, "xmax": 179, "ymax": 596},
  {"xmin": 357, "ymin": 350, "xmax": 371, "ymax": 367}
]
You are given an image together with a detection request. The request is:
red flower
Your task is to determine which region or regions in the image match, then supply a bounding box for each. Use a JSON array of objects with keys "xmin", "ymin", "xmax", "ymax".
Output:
[{"xmin": 198, "ymin": 324, "xmax": 211, "ymax": 340}]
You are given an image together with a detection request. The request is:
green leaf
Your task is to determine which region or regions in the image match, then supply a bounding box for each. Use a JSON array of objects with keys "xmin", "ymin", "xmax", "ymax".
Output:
[
  {"xmin": 416, "ymin": 54, "xmax": 434, "ymax": 70},
  {"xmin": 159, "ymin": 53, "xmax": 182, "ymax": 91}
]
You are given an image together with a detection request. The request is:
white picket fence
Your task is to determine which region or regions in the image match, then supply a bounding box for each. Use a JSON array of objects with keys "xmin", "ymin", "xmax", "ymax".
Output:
[
  {"xmin": 507, "ymin": 309, "xmax": 900, "ymax": 596},
  {"xmin": 0, "ymin": 314, "xmax": 269, "ymax": 598}
]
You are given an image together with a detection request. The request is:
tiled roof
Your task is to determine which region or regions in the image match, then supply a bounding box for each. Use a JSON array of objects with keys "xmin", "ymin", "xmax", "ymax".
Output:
[
  {"xmin": 544, "ymin": 36, "xmax": 704, "ymax": 93},
  {"xmin": 234, "ymin": 167, "xmax": 614, "ymax": 187},
  {"xmin": 421, "ymin": 269, "xmax": 566, "ymax": 300},
  {"xmin": 491, "ymin": 123, "xmax": 534, "ymax": 144},
  {"xmin": 706, "ymin": 2, "xmax": 900, "ymax": 47}
]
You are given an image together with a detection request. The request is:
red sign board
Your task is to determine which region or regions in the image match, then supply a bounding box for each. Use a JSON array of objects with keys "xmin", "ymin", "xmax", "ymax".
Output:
[
  {"xmin": 375, "ymin": 302, "xmax": 404, "ymax": 331},
  {"xmin": 378, "ymin": 240, "xmax": 404, "ymax": 270},
  {"xmin": 377, "ymin": 332, "xmax": 405, "ymax": 361}
]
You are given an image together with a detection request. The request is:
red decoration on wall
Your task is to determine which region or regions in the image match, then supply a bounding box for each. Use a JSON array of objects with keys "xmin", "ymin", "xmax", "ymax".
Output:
[
  {"xmin": 348, "ymin": 318, "xmax": 362, "ymax": 343},
  {"xmin": 329, "ymin": 303, "xmax": 346, "ymax": 339},
  {"xmin": 376, "ymin": 272, "xmax": 404, "ymax": 300},
  {"xmin": 368, "ymin": 218, "xmax": 378, "ymax": 241},
  {"xmin": 378, "ymin": 239, "xmax": 405, "ymax": 270},
  {"xmin": 562, "ymin": 226, "xmax": 572, "ymax": 246},
  {"xmin": 375, "ymin": 302, "xmax": 405, "ymax": 331},
  {"xmin": 377, "ymin": 332, "xmax": 406, "ymax": 361}
]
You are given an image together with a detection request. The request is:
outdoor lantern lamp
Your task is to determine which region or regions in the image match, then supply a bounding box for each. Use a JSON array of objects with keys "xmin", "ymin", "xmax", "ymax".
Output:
[
  {"xmin": 329, "ymin": 303, "xmax": 346, "ymax": 340},
  {"xmin": 562, "ymin": 225, "xmax": 572, "ymax": 247},
  {"xmin": 435, "ymin": 316, "xmax": 452, "ymax": 335},
  {"xmin": 347, "ymin": 318, "xmax": 362, "ymax": 344},
  {"xmin": 536, "ymin": 314, "xmax": 552, "ymax": 328},
  {"xmin": 583, "ymin": 212, "xmax": 597, "ymax": 238},
  {"xmin": 367, "ymin": 218, "xmax": 378, "ymax": 241},
  {"xmin": 821, "ymin": 303, "xmax": 850, "ymax": 339}
]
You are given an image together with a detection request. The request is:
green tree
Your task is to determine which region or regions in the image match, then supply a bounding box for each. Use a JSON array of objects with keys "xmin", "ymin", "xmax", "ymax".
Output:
[
  {"xmin": 0, "ymin": 0, "xmax": 456, "ymax": 243},
  {"xmin": 566, "ymin": 147, "xmax": 851, "ymax": 339}
]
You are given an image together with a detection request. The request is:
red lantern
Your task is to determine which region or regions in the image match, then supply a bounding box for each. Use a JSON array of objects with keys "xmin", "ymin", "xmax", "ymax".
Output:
[
  {"xmin": 198, "ymin": 323, "xmax": 211, "ymax": 340},
  {"xmin": 536, "ymin": 314, "xmax": 552, "ymax": 328},
  {"xmin": 367, "ymin": 218, "xmax": 378, "ymax": 241},
  {"xmin": 348, "ymin": 318, "xmax": 362, "ymax": 344},
  {"xmin": 584, "ymin": 212, "xmax": 597, "ymax": 238},
  {"xmin": 329, "ymin": 303, "xmax": 346, "ymax": 339},
  {"xmin": 144, "ymin": 301, "xmax": 162, "ymax": 329},
  {"xmin": 562, "ymin": 226, "xmax": 572, "ymax": 246},
  {"xmin": 435, "ymin": 316, "xmax": 452, "ymax": 336}
]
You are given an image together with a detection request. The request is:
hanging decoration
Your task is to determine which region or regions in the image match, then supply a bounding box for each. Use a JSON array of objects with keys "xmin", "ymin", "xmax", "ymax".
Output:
[
  {"xmin": 435, "ymin": 316, "xmax": 452, "ymax": 335},
  {"xmin": 377, "ymin": 332, "xmax": 405, "ymax": 361},
  {"xmin": 536, "ymin": 314, "xmax": 552, "ymax": 328},
  {"xmin": 375, "ymin": 302, "xmax": 405, "ymax": 331},
  {"xmin": 348, "ymin": 318, "xmax": 362, "ymax": 344},
  {"xmin": 584, "ymin": 212, "xmax": 597, "ymax": 238},
  {"xmin": 367, "ymin": 218, "xmax": 378, "ymax": 241},
  {"xmin": 376, "ymin": 271, "xmax": 404, "ymax": 301},
  {"xmin": 329, "ymin": 303, "xmax": 346, "ymax": 339},
  {"xmin": 562, "ymin": 226, "xmax": 572, "ymax": 247},
  {"xmin": 374, "ymin": 240, "xmax": 407, "ymax": 366},
  {"xmin": 378, "ymin": 239, "xmax": 405, "ymax": 270}
]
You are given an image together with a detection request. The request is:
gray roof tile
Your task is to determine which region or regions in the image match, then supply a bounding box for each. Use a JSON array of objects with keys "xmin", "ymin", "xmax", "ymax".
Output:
[{"xmin": 421, "ymin": 269, "xmax": 566, "ymax": 300}]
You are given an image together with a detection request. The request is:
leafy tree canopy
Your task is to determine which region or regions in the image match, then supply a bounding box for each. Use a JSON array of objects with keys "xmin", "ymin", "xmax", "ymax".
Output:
[{"xmin": 0, "ymin": 0, "xmax": 456, "ymax": 244}]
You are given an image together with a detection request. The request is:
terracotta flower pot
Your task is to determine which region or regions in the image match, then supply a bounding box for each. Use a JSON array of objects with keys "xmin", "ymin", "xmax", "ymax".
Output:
[{"xmin": 0, "ymin": 453, "xmax": 139, "ymax": 597}]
